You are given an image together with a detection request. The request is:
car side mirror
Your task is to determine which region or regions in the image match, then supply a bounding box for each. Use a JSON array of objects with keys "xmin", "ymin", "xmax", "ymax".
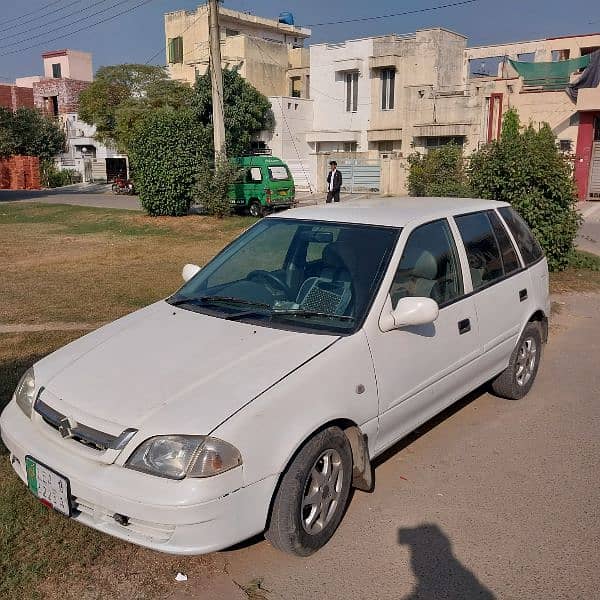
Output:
[
  {"xmin": 182, "ymin": 263, "xmax": 201, "ymax": 282},
  {"xmin": 380, "ymin": 297, "xmax": 439, "ymax": 332}
]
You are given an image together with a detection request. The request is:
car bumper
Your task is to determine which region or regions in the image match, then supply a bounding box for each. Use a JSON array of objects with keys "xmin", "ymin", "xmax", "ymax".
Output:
[{"xmin": 0, "ymin": 401, "xmax": 277, "ymax": 555}]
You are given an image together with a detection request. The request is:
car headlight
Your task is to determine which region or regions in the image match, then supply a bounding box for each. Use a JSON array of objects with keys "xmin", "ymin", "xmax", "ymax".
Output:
[
  {"xmin": 125, "ymin": 435, "xmax": 242, "ymax": 480},
  {"xmin": 14, "ymin": 368, "xmax": 36, "ymax": 418}
]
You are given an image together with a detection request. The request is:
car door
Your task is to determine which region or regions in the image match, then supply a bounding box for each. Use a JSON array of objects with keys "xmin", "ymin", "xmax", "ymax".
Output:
[
  {"xmin": 366, "ymin": 218, "xmax": 482, "ymax": 454},
  {"xmin": 453, "ymin": 210, "xmax": 532, "ymax": 379}
]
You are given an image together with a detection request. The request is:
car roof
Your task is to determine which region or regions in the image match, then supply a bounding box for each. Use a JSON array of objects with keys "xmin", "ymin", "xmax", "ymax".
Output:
[
  {"xmin": 270, "ymin": 197, "xmax": 510, "ymax": 228},
  {"xmin": 235, "ymin": 155, "xmax": 287, "ymax": 166}
]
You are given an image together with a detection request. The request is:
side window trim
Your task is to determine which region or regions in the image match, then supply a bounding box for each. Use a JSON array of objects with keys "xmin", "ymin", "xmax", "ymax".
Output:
[
  {"xmin": 447, "ymin": 216, "xmax": 475, "ymax": 295},
  {"xmin": 494, "ymin": 208, "xmax": 526, "ymax": 269},
  {"xmin": 486, "ymin": 210, "xmax": 521, "ymax": 275}
]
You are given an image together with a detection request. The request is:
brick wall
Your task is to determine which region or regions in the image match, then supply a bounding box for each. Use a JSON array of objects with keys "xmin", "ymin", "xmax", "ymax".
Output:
[
  {"xmin": 0, "ymin": 156, "xmax": 41, "ymax": 190},
  {"xmin": 32, "ymin": 78, "xmax": 91, "ymax": 115},
  {"xmin": 0, "ymin": 84, "xmax": 34, "ymax": 110}
]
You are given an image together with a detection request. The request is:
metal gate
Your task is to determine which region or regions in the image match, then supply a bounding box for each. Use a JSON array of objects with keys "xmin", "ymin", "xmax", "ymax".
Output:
[
  {"xmin": 337, "ymin": 159, "xmax": 381, "ymax": 193},
  {"xmin": 589, "ymin": 142, "xmax": 600, "ymax": 200}
]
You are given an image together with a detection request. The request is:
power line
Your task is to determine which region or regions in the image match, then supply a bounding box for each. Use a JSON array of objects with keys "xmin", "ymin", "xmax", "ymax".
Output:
[
  {"xmin": 0, "ymin": 0, "xmax": 141, "ymax": 51},
  {"xmin": 0, "ymin": 0, "xmax": 157, "ymax": 57},
  {"xmin": 0, "ymin": 1, "xmax": 87, "ymax": 34},
  {"xmin": 305, "ymin": 0, "xmax": 479, "ymax": 27},
  {"xmin": 2, "ymin": 0, "xmax": 112, "ymax": 43},
  {"xmin": 0, "ymin": 0, "xmax": 76, "ymax": 27}
]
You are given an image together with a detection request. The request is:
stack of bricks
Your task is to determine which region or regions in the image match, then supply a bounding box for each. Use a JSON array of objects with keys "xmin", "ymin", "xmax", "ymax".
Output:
[{"xmin": 0, "ymin": 156, "xmax": 41, "ymax": 190}]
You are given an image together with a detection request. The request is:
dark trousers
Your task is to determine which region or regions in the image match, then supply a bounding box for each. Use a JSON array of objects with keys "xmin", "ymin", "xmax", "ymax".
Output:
[{"xmin": 326, "ymin": 190, "xmax": 340, "ymax": 203}]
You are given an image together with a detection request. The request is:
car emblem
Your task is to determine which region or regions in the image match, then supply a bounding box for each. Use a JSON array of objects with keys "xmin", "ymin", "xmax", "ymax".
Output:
[{"xmin": 58, "ymin": 416, "xmax": 78, "ymax": 439}]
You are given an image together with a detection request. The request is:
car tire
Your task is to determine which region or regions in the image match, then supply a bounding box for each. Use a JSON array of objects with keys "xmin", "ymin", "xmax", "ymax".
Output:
[
  {"xmin": 265, "ymin": 426, "xmax": 353, "ymax": 556},
  {"xmin": 491, "ymin": 322, "xmax": 542, "ymax": 400},
  {"xmin": 249, "ymin": 201, "xmax": 263, "ymax": 218}
]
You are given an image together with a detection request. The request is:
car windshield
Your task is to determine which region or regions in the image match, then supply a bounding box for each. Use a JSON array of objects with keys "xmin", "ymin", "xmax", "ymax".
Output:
[{"xmin": 169, "ymin": 218, "xmax": 400, "ymax": 334}]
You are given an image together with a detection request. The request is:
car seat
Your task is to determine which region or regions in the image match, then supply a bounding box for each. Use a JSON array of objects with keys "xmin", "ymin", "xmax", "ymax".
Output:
[{"xmin": 296, "ymin": 242, "xmax": 353, "ymax": 315}]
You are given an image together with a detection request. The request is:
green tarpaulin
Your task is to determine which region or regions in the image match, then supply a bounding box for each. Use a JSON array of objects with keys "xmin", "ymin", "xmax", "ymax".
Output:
[{"xmin": 509, "ymin": 55, "xmax": 591, "ymax": 89}]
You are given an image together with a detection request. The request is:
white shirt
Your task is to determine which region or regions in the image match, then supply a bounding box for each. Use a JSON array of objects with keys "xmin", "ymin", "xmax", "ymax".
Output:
[{"xmin": 329, "ymin": 169, "xmax": 337, "ymax": 192}]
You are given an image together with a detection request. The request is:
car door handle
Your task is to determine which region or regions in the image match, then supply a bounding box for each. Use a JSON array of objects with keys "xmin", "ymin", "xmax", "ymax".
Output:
[
  {"xmin": 519, "ymin": 288, "xmax": 528, "ymax": 302},
  {"xmin": 458, "ymin": 318, "xmax": 471, "ymax": 335}
]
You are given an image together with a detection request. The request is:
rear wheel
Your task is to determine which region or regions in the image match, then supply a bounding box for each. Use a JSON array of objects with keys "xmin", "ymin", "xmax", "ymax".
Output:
[
  {"xmin": 266, "ymin": 427, "xmax": 353, "ymax": 556},
  {"xmin": 491, "ymin": 322, "xmax": 542, "ymax": 400},
  {"xmin": 249, "ymin": 200, "xmax": 263, "ymax": 218},
  {"xmin": 111, "ymin": 183, "xmax": 119, "ymax": 195}
]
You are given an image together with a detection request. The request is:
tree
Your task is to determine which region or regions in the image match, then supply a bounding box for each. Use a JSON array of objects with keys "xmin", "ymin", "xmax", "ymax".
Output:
[
  {"xmin": 78, "ymin": 64, "xmax": 193, "ymax": 152},
  {"xmin": 0, "ymin": 107, "xmax": 65, "ymax": 160},
  {"xmin": 194, "ymin": 155, "xmax": 242, "ymax": 218},
  {"xmin": 128, "ymin": 109, "xmax": 211, "ymax": 216},
  {"xmin": 469, "ymin": 109, "xmax": 580, "ymax": 271},
  {"xmin": 192, "ymin": 68, "xmax": 272, "ymax": 157},
  {"xmin": 407, "ymin": 143, "xmax": 472, "ymax": 198}
]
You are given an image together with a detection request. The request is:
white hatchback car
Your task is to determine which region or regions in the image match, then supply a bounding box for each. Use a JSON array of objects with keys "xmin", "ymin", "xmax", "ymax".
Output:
[{"xmin": 1, "ymin": 197, "xmax": 549, "ymax": 556}]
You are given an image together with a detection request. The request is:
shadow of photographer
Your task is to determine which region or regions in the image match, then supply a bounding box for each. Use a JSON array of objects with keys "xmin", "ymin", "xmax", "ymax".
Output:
[{"xmin": 398, "ymin": 524, "xmax": 495, "ymax": 600}]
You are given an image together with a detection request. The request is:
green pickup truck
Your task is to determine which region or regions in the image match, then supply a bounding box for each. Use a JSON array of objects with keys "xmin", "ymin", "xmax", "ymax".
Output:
[{"xmin": 229, "ymin": 155, "xmax": 296, "ymax": 217}]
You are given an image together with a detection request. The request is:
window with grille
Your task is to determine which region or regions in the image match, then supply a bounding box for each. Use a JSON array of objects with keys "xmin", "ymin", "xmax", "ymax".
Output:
[
  {"xmin": 345, "ymin": 72, "xmax": 358, "ymax": 112},
  {"xmin": 381, "ymin": 68, "xmax": 395, "ymax": 110},
  {"xmin": 168, "ymin": 37, "xmax": 184, "ymax": 64}
]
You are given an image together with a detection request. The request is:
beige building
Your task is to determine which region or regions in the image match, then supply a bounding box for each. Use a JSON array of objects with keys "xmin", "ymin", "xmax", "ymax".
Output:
[{"xmin": 164, "ymin": 5, "xmax": 311, "ymax": 98}]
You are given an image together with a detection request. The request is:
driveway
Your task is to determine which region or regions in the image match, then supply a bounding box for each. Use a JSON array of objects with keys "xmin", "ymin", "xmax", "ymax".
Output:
[
  {"xmin": 578, "ymin": 201, "xmax": 600, "ymax": 256},
  {"xmin": 0, "ymin": 184, "xmax": 142, "ymax": 211},
  {"xmin": 172, "ymin": 291, "xmax": 600, "ymax": 599}
]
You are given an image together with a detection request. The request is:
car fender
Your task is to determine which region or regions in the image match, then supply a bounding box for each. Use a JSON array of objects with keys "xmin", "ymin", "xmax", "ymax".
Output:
[{"xmin": 210, "ymin": 329, "xmax": 379, "ymax": 491}]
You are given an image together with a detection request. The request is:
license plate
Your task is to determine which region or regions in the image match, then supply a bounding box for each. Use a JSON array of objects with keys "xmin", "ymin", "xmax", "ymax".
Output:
[
  {"xmin": 279, "ymin": 190, "xmax": 288, "ymax": 196},
  {"xmin": 25, "ymin": 456, "xmax": 72, "ymax": 516}
]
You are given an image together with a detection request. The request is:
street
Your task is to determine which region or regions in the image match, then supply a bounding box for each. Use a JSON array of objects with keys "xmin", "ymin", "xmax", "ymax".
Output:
[{"xmin": 176, "ymin": 291, "xmax": 600, "ymax": 599}]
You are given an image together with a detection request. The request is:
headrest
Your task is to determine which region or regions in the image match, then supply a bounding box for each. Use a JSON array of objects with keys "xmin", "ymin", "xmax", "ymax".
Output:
[
  {"xmin": 412, "ymin": 250, "xmax": 438, "ymax": 280},
  {"xmin": 322, "ymin": 242, "xmax": 347, "ymax": 269}
]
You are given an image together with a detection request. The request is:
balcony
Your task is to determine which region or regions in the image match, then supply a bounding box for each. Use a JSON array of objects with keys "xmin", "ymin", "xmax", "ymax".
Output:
[{"xmin": 576, "ymin": 87, "xmax": 600, "ymax": 112}]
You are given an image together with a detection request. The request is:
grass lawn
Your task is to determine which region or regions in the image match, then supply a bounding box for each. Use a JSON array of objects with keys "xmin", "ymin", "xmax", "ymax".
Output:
[
  {"xmin": 0, "ymin": 203, "xmax": 254, "ymax": 599},
  {"xmin": 0, "ymin": 202, "xmax": 599, "ymax": 598}
]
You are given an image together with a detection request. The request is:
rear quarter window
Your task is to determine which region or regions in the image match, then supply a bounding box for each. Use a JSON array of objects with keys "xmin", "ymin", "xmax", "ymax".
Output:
[
  {"xmin": 268, "ymin": 165, "xmax": 290, "ymax": 181},
  {"xmin": 498, "ymin": 206, "xmax": 544, "ymax": 266}
]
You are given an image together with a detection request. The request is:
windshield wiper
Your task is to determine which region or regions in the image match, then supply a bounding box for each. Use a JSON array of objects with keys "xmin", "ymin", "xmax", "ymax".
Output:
[
  {"xmin": 271, "ymin": 309, "xmax": 355, "ymax": 321},
  {"xmin": 169, "ymin": 295, "xmax": 271, "ymax": 309}
]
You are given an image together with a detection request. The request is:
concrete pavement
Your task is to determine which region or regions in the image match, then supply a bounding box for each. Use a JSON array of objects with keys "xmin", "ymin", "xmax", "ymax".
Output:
[
  {"xmin": 0, "ymin": 185, "xmax": 142, "ymax": 210},
  {"xmin": 577, "ymin": 201, "xmax": 600, "ymax": 256},
  {"xmin": 202, "ymin": 292, "xmax": 599, "ymax": 599}
]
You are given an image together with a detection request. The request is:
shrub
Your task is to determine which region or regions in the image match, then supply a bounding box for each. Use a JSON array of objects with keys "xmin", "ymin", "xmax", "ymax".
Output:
[
  {"xmin": 41, "ymin": 162, "xmax": 82, "ymax": 188},
  {"xmin": 194, "ymin": 155, "xmax": 242, "ymax": 218},
  {"xmin": 129, "ymin": 109, "xmax": 211, "ymax": 216},
  {"xmin": 469, "ymin": 108, "xmax": 580, "ymax": 271},
  {"xmin": 407, "ymin": 143, "xmax": 472, "ymax": 197}
]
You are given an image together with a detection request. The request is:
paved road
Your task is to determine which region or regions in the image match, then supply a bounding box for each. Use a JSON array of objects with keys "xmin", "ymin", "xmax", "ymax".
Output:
[
  {"xmin": 197, "ymin": 292, "xmax": 599, "ymax": 600},
  {"xmin": 577, "ymin": 201, "xmax": 600, "ymax": 256},
  {"xmin": 0, "ymin": 185, "xmax": 142, "ymax": 210}
]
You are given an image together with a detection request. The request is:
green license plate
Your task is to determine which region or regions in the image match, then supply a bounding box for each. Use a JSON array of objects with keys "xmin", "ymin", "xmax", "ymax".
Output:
[{"xmin": 25, "ymin": 456, "xmax": 72, "ymax": 516}]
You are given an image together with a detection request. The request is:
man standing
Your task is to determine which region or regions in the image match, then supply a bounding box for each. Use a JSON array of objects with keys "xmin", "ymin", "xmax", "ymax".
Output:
[{"xmin": 326, "ymin": 160, "xmax": 342, "ymax": 203}]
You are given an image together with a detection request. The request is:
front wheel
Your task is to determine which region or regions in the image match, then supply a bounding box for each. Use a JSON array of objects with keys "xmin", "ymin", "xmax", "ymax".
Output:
[
  {"xmin": 265, "ymin": 426, "xmax": 353, "ymax": 556},
  {"xmin": 111, "ymin": 183, "xmax": 119, "ymax": 195},
  {"xmin": 491, "ymin": 322, "xmax": 542, "ymax": 400},
  {"xmin": 249, "ymin": 200, "xmax": 263, "ymax": 218}
]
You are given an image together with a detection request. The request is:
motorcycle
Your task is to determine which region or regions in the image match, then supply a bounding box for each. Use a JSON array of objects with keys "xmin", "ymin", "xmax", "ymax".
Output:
[{"xmin": 111, "ymin": 176, "xmax": 136, "ymax": 195}]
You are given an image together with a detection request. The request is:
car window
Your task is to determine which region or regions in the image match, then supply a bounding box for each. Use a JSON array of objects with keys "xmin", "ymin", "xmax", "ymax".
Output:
[
  {"xmin": 206, "ymin": 222, "xmax": 295, "ymax": 288},
  {"xmin": 390, "ymin": 219, "xmax": 463, "ymax": 307},
  {"xmin": 498, "ymin": 206, "xmax": 544, "ymax": 265},
  {"xmin": 268, "ymin": 166, "xmax": 290, "ymax": 181},
  {"xmin": 488, "ymin": 210, "xmax": 520, "ymax": 274},
  {"xmin": 247, "ymin": 167, "xmax": 262, "ymax": 183},
  {"xmin": 305, "ymin": 227, "xmax": 340, "ymax": 263},
  {"xmin": 455, "ymin": 211, "xmax": 505, "ymax": 290}
]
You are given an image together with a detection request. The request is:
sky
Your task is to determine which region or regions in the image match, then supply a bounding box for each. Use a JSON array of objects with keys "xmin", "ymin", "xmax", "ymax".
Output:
[{"xmin": 0, "ymin": 0, "xmax": 598, "ymax": 82}]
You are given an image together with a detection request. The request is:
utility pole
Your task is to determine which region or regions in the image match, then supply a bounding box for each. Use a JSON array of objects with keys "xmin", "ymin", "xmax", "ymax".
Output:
[{"xmin": 208, "ymin": 0, "xmax": 226, "ymax": 160}]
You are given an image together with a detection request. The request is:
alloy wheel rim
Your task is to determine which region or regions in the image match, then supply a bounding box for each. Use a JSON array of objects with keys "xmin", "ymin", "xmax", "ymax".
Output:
[
  {"xmin": 301, "ymin": 449, "xmax": 344, "ymax": 534},
  {"xmin": 515, "ymin": 337, "xmax": 537, "ymax": 386}
]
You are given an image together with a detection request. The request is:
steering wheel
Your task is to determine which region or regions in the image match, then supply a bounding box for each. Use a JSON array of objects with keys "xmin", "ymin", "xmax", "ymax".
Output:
[{"xmin": 247, "ymin": 270, "xmax": 292, "ymax": 299}]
